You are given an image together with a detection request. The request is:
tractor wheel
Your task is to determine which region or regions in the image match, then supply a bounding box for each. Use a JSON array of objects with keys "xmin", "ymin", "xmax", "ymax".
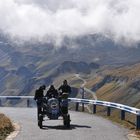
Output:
[{"xmin": 63, "ymin": 114, "xmax": 70, "ymax": 128}]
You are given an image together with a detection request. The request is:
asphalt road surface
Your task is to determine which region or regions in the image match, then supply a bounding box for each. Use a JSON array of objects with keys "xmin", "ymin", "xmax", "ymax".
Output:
[{"xmin": 0, "ymin": 107, "xmax": 129, "ymax": 140}]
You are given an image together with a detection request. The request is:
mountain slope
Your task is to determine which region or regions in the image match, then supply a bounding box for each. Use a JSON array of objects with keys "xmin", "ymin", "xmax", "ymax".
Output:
[
  {"xmin": 0, "ymin": 33, "xmax": 140, "ymax": 99},
  {"xmin": 85, "ymin": 63, "xmax": 140, "ymax": 108}
]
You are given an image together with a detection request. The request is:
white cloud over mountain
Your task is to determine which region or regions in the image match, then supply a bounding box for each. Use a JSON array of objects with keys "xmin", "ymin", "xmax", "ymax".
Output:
[{"xmin": 0, "ymin": 0, "xmax": 140, "ymax": 45}]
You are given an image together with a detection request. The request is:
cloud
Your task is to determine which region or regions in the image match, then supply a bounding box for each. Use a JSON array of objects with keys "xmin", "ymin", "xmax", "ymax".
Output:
[{"xmin": 0, "ymin": 0, "xmax": 140, "ymax": 45}]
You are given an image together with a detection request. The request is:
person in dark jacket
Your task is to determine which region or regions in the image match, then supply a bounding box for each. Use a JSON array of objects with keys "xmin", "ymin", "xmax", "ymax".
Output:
[
  {"xmin": 58, "ymin": 80, "xmax": 71, "ymax": 114},
  {"xmin": 34, "ymin": 85, "xmax": 46, "ymax": 100},
  {"xmin": 34, "ymin": 85, "xmax": 46, "ymax": 120},
  {"xmin": 58, "ymin": 80, "xmax": 71, "ymax": 95},
  {"xmin": 45, "ymin": 85, "xmax": 58, "ymax": 99}
]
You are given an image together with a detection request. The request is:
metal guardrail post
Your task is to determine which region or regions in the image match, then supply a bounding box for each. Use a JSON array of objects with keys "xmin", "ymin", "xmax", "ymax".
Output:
[
  {"xmin": 136, "ymin": 115, "xmax": 140, "ymax": 130},
  {"xmin": 121, "ymin": 110, "xmax": 125, "ymax": 120},
  {"xmin": 80, "ymin": 87, "xmax": 85, "ymax": 112},
  {"xmin": 93, "ymin": 104, "xmax": 96, "ymax": 114},
  {"xmin": 27, "ymin": 99, "xmax": 30, "ymax": 107},
  {"xmin": 0, "ymin": 99, "xmax": 1, "ymax": 106},
  {"xmin": 1, "ymin": 96, "xmax": 140, "ymax": 130},
  {"xmin": 107, "ymin": 107, "xmax": 111, "ymax": 116},
  {"xmin": 76, "ymin": 102, "xmax": 79, "ymax": 111},
  {"xmin": 82, "ymin": 103, "xmax": 85, "ymax": 112}
]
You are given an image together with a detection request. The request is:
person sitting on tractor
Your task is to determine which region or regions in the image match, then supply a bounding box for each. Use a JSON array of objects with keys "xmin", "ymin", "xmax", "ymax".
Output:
[
  {"xmin": 58, "ymin": 80, "xmax": 71, "ymax": 96},
  {"xmin": 58, "ymin": 80, "xmax": 71, "ymax": 114},
  {"xmin": 45, "ymin": 85, "xmax": 58, "ymax": 99}
]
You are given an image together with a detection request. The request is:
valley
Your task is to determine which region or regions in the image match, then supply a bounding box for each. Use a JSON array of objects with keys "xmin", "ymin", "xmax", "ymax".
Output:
[{"xmin": 0, "ymin": 34, "xmax": 140, "ymax": 110}]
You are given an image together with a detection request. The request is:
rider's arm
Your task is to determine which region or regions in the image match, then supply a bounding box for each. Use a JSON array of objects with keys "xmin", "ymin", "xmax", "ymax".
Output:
[
  {"xmin": 68, "ymin": 86, "xmax": 71, "ymax": 94},
  {"xmin": 45, "ymin": 91, "xmax": 49, "ymax": 97},
  {"xmin": 34, "ymin": 90, "xmax": 38, "ymax": 100},
  {"xmin": 58, "ymin": 85, "xmax": 63, "ymax": 91}
]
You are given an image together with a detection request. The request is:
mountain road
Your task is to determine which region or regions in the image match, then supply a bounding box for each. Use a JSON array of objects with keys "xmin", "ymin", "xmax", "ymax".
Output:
[{"xmin": 0, "ymin": 107, "xmax": 129, "ymax": 140}]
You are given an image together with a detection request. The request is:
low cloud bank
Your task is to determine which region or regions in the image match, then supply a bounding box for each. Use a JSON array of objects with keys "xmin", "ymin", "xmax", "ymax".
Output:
[{"xmin": 0, "ymin": 0, "xmax": 140, "ymax": 46}]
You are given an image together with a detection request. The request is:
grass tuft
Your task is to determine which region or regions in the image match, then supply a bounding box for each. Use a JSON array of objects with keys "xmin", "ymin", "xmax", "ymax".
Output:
[{"xmin": 0, "ymin": 113, "xmax": 14, "ymax": 140}]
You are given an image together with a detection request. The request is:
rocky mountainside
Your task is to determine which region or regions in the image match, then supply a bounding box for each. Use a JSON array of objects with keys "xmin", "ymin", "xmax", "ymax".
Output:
[
  {"xmin": 57, "ymin": 61, "xmax": 99, "ymax": 74},
  {"xmin": 84, "ymin": 63, "xmax": 140, "ymax": 108},
  {"xmin": 0, "ymin": 33, "xmax": 140, "ymax": 97},
  {"xmin": 0, "ymin": 36, "xmax": 100, "ymax": 96}
]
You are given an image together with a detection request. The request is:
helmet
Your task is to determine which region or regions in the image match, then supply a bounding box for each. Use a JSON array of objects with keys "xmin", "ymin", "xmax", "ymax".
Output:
[
  {"xmin": 50, "ymin": 85, "xmax": 55, "ymax": 90},
  {"xmin": 63, "ymin": 80, "xmax": 67, "ymax": 85},
  {"xmin": 41, "ymin": 85, "xmax": 46, "ymax": 90}
]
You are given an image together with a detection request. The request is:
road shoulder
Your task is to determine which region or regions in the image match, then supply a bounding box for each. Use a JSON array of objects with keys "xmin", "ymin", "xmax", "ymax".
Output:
[{"xmin": 6, "ymin": 123, "xmax": 20, "ymax": 140}]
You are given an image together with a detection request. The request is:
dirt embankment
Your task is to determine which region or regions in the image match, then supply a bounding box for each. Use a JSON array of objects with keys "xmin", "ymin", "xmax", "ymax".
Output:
[{"xmin": 0, "ymin": 113, "xmax": 14, "ymax": 140}]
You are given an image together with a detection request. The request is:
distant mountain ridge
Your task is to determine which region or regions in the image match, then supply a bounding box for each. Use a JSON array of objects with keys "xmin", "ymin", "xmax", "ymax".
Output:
[
  {"xmin": 57, "ymin": 61, "xmax": 99, "ymax": 74},
  {"xmin": 85, "ymin": 63, "xmax": 140, "ymax": 108},
  {"xmin": 0, "ymin": 33, "xmax": 140, "ymax": 97}
]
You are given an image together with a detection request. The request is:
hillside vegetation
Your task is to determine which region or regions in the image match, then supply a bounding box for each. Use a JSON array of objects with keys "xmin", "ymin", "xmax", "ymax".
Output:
[
  {"xmin": 0, "ymin": 113, "xmax": 13, "ymax": 140},
  {"xmin": 0, "ymin": 33, "xmax": 140, "ymax": 99},
  {"xmin": 72, "ymin": 63, "xmax": 140, "ymax": 131},
  {"xmin": 84, "ymin": 63, "xmax": 140, "ymax": 108}
]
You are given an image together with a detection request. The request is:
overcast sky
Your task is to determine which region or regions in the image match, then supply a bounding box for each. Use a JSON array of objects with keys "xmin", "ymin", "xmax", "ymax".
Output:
[{"xmin": 0, "ymin": 0, "xmax": 140, "ymax": 45}]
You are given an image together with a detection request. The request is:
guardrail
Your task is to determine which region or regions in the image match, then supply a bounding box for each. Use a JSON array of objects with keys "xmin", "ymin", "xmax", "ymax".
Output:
[
  {"xmin": 0, "ymin": 96, "xmax": 33, "ymax": 108},
  {"xmin": 68, "ymin": 98, "xmax": 140, "ymax": 130},
  {"xmin": 0, "ymin": 96, "xmax": 140, "ymax": 130}
]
